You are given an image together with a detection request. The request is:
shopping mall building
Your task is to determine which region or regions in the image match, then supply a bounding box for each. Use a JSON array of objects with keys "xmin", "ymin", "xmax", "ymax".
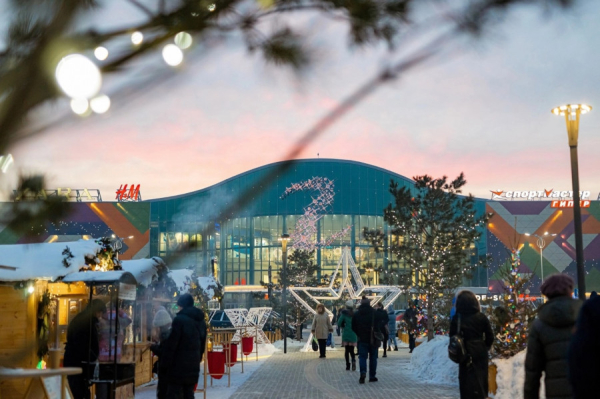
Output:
[{"xmin": 3, "ymin": 159, "xmax": 600, "ymax": 295}]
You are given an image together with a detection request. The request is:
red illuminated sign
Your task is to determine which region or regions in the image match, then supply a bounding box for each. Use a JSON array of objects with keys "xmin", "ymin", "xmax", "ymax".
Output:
[
  {"xmin": 116, "ymin": 184, "xmax": 141, "ymax": 201},
  {"xmin": 550, "ymin": 200, "xmax": 590, "ymax": 208}
]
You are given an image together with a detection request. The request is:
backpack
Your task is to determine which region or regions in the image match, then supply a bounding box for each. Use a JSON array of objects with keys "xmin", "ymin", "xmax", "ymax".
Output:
[{"xmin": 448, "ymin": 314, "xmax": 468, "ymax": 364}]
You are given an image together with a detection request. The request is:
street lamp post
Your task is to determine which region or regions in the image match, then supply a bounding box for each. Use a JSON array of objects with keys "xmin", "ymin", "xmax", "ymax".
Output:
[
  {"xmin": 279, "ymin": 233, "xmax": 290, "ymax": 354},
  {"xmin": 552, "ymin": 104, "xmax": 592, "ymax": 299},
  {"xmin": 525, "ymin": 232, "xmax": 556, "ymax": 282}
]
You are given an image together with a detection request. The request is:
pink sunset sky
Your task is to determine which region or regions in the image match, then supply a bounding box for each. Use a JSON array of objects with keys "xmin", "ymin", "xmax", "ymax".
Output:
[{"xmin": 4, "ymin": 1, "xmax": 600, "ymax": 201}]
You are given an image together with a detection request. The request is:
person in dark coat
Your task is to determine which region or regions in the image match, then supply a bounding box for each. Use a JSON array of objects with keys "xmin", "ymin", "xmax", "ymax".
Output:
[
  {"xmin": 161, "ymin": 294, "xmax": 207, "ymax": 399},
  {"xmin": 404, "ymin": 303, "xmax": 418, "ymax": 353},
  {"xmin": 63, "ymin": 299, "xmax": 106, "ymax": 399},
  {"xmin": 387, "ymin": 307, "xmax": 398, "ymax": 351},
  {"xmin": 150, "ymin": 307, "xmax": 173, "ymax": 399},
  {"xmin": 375, "ymin": 303, "xmax": 389, "ymax": 357},
  {"xmin": 525, "ymin": 274, "xmax": 581, "ymax": 399},
  {"xmin": 568, "ymin": 291, "xmax": 600, "ymax": 398},
  {"xmin": 449, "ymin": 290, "xmax": 493, "ymax": 399},
  {"xmin": 351, "ymin": 297, "xmax": 387, "ymax": 384},
  {"xmin": 338, "ymin": 300, "xmax": 358, "ymax": 370}
]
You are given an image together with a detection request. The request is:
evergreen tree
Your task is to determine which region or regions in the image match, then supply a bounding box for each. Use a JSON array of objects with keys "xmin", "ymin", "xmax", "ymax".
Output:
[
  {"xmin": 486, "ymin": 242, "xmax": 538, "ymax": 358},
  {"xmin": 365, "ymin": 174, "xmax": 491, "ymax": 340}
]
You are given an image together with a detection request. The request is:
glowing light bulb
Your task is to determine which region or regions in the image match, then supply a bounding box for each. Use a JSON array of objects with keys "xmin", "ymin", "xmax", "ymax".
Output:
[
  {"xmin": 131, "ymin": 31, "xmax": 144, "ymax": 45},
  {"xmin": 70, "ymin": 98, "xmax": 90, "ymax": 115},
  {"xmin": 27, "ymin": 285, "xmax": 34, "ymax": 294},
  {"xmin": 94, "ymin": 47, "xmax": 109, "ymax": 61},
  {"xmin": 162, "ymin": 44, "xmax": 183, "ymax": 66},
  {"xmin": 90, "ymin": 94, "xmax": 111, "ymax": 114},
  {"xmin": 55, "ymin": 54, "xmax": 102, "ymax": 99},
  {"xmin": 174, "ymin": 32, "xmax": 193, "ymax": 49}
]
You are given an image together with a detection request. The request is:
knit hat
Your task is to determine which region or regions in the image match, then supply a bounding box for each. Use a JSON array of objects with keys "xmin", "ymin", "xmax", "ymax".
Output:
[
  {"xmin": 540, "ymin": 274, "xmax": 574, "ymax": 299},
  {"xmin": 345, "ymin": 300, "xmax": 354, "ymax": 308},
  {"xmin": 177, "ymin": 293, "xmax": 194, "ymax": 308},
  {"xmin": 360, "ymin": 297, "xmax": 371, "ymax": 305},
  {"xmin": 152, "ymin": 307, "xmax": 172, "ymax": 327}
]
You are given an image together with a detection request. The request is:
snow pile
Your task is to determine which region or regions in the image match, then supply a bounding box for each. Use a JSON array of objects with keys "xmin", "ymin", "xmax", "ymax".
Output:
[
  {"xmin": 121, "ymin": 257, "xmax": 163, "ymax": 287},
  {"xmin": 492, "ymin": 351, "xmax": 545, "ymax": 399},
  {"xmin": 410, "ymin": 335, "xmax": 458, "ymax": 385},
  {"xmin": 274, "ymin": 338, "xmax": 308, "ymax": 352},
  {"xmin": 0, "ymin": 239, "xmax": 101, "ymax": 282},
  {"xmin": 257, "ymin": 343, "xmax": 280, "ymax": 356}
]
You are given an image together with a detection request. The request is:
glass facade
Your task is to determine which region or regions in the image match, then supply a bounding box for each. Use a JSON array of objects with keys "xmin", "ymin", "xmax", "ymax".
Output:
[{"xmin": 149, "ymin": 159, "xmax": 487, "ymax": 286}]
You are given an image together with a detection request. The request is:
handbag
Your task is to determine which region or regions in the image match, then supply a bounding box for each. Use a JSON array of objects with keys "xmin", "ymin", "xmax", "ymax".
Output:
[
  {"xmin": 371, "ymin": 311, "xmax": 384, "ymax": 347},
  {"xmin": 326, "ymin": 332, "xmax": 332, "ymax": 347},
  {"xmin": 448, "ymin": 314, "xmax": 468, "ymax": 364},
  {"xmin": 311, "ymin": 336, "xmax": 318, "ymax": 351}
]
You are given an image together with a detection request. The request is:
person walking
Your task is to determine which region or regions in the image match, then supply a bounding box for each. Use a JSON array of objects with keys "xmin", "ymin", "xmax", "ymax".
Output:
[
  {"xmin": 525, "ymin": 274, "xmax": 582, "ymax": 399},
  {"xmin": 161, "ymin": 294, "xmax": 207, "ymax": 399},
  {"xmin": 333, "ymin": 306, "xmax": 341, "ymax": 336},
  {"xmin": 150, "ymin": 307, "xmax": 173, "ymax": 399},
  {"xmin": 311, "ymin": 303, "xmax": 333, "ymax": 358},
  {"xmin": 63, "ymin": 299, "xmax": 106, "ymax": 399},
  {"xmin": 404, "ymin": 303, "xmax": 418, "ymax": 353},
  {"xmin": 375, "ymin": 303, "xmax": 389, "ymax": 357},
  {"xmin": 337, "ymin": 300, "xmax": 358, "ymax": 370},
  {"xmin": 352, "ymin": 297, "xmax": 386, "ymax": 384},
  {"xmin": 568, "ymin": 289, "xmax": 600, "ymax": 398},
  {"xmin": 387, "ymin": 307, "xmax": 398, "ymax": 351},
  {"xmin": 449, "ymin": 290, "xmax": 493, "ymax": 399}
]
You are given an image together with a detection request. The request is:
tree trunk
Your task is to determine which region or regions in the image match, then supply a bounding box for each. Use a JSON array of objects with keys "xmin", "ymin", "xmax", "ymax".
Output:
[{"xmin": 427, "ymin": 298, "xmax": 434, "ymax": 341}]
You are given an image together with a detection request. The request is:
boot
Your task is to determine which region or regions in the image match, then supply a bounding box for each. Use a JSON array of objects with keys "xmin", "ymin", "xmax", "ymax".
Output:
[
  {"xmin": 346, "ymin": 363, "xmax": 350, "ymax": 371},
  {"xmin": 394, "ymin": 346, "xmax": 398, "ymax": 351},
  {"xmin": 352, "ymin": 360, "xmax": 356, "ymax": 371},
  {"xmin": 387, "ymin": 346, "xmax": 392, "ymax": 351},
  {"xmin": 359, "ymin": 375, "xmax": 366, "ymax": 384}
]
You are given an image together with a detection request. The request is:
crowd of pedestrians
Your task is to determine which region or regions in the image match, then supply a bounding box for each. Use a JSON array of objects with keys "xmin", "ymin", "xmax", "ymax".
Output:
[{"xmin": 62, "ymin": 272, "xmax": 600, "ymax": 398}]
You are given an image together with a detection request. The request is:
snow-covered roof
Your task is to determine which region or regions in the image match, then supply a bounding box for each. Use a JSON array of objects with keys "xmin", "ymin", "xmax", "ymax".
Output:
[
  {"xmin": 0, "ymin": 239, "xmax": 161, "ymax": 286},
  {"xmin": 62, "ymin": 271, "xmax": 136, "ymax": 284},
  {"xmin": 168, "ymin": 269, "xmax": 219, "ymax": 297},
  {"xmin": 0, "ymin": 239, "xmax": 101, "ymax": 282},
  {"xmin": 168, "ymin": 268, "xmax": 194, "ymax": 292},
  {"xmin": 121, "ymin": 257, "xmax": 164, "ymax": 287}
]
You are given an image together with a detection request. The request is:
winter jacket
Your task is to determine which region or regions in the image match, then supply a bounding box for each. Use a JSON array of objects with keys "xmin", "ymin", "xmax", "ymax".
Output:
[
  {"xmin": 404, "ymin": 307, "xmax": 418, "ymax": 331},
  {"xmin": 450, "ymin": 303, "xmax": 493, "ymax": 399},
  {"xmin": 569, "ymin": 295, "xmax": 600, "ymax": 399},
  {"xmin": 161, "ymin": 306, "xmax": 207, "ymax": 385},
  {"xmin": 63, "ymin": 309, "xmax": 100, "ymax": 367},
  {"xmin": 337, "ymin": 309, "xmax": 357, "ymax": 343},
  {"xmin": 525, "ymin": 296, "xmax": 582, "ymax": 399},
  {"xmin": 387, "ymin": 308, "xmax": 397, "ymax": 335},
  {"xmin": 311, "ymin": 311, "xmax": 333, "ymax": 339},
  {"xmin": 376, "ymin": 308, "xmax": 389, "ymax": 334},
  {"xmin": 351, "ymin": 303, "xmax": 387, "ymax": 344}
]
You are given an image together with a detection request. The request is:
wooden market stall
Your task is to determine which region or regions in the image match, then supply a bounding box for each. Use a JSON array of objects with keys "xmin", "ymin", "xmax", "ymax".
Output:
[{"xmin": 0, "ymin": 239, "xmax": 169, "ymax": 399}]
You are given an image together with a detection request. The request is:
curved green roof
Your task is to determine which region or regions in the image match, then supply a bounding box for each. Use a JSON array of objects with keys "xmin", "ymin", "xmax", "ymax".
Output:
[{"xmin": 149, "ymin": 158, "xmax": 417, "ymax": 221}]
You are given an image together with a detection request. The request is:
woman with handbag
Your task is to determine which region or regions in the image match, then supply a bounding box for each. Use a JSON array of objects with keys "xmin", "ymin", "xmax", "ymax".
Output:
[
  {"xmin": 449, "ymin": 290, "xmax": 493, "ymax": 399},
  {"xmin": 337, "ymin": 300, "xmax": 358, "ymax": 370},
  {"xmin": 311, "ymin": 303, "xmax": 333, "ymax": 358},
  {"xmin": 375, "ymin": 303, "xmax": 390, "ymax": 357}
]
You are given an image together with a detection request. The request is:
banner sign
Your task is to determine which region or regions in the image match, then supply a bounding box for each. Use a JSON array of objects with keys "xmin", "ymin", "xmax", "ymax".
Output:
[{"xmin": 490, "ymin": 189, "xmax": 591, "ymax": 201}]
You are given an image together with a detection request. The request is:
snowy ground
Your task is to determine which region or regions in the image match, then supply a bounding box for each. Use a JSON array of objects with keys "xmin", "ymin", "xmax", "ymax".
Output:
[{"xmin": 135, "ymin": 343, "xmax": 285, "ymax": 399}]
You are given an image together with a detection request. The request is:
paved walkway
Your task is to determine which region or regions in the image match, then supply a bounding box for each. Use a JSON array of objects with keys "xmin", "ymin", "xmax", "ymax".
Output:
[{"xmin": 230, "ymin": 342, "xmax": 459, "ymax": 399}]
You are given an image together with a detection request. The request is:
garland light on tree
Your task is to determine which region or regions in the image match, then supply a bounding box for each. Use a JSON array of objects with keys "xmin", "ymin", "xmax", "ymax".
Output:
[{"xmin": 365, "ymin": 173, "xmax": 492, "ymax": 341}]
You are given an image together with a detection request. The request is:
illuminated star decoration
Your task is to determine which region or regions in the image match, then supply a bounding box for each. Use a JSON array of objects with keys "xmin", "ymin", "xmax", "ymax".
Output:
[
  {"xmin": 290, "ymin": 247, "xmax": 404, "ymax": 351},
  {"xmin": 222, "ymin": 307, "xmax": 273, "ymax": 345},
  {"xmin": 281, "ymin": 177, "xmax": 351, "ymax": 250}
]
